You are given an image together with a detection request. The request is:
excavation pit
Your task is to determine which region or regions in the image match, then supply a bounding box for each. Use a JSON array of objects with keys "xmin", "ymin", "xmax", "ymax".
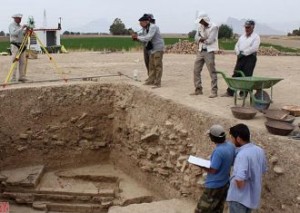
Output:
[{"xmin": 0, "ymin": 83, "xmax": 299, "ymax": 213}]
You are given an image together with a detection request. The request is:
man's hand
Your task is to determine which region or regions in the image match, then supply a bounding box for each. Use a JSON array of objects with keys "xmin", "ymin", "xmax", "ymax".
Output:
[
  {"xmin": 199, "ymin": 38, "xmax": 206, "ymax": 43},
  {"xmin": 238, "ymin": 51, "xmax": 244, "ymax": 59},
  {"xmin": 131, "ymin": 33, "xmax": 138, "ymax": 41}
]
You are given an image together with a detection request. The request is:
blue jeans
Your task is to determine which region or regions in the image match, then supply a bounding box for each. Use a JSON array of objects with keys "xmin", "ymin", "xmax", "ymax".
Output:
[{"xmin": 228, "ymin": 201, "xmax": 252, "ymax": 213}]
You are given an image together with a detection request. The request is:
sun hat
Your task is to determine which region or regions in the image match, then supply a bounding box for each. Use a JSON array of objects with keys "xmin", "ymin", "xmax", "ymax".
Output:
[{"xmin": 12, "ymin": 13, "xmax": 23, "ymax": 18}]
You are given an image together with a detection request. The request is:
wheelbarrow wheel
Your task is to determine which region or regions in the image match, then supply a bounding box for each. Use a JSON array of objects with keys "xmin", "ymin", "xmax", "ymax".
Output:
[{"xmin": 253, "ymin": 90, "xmax": 271, "ymax": 111}]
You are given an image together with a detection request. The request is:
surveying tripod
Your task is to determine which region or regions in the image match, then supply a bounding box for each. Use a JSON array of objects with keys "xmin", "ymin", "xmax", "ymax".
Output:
[{"xmin": 5, "ymin": 27, "xmax": 67, "ymax": 85}]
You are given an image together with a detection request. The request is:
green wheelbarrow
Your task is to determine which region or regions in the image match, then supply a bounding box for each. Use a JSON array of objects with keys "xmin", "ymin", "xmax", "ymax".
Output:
[{"xmin": 217, "ymin": 71, "xmax": 283, "ymax": 110}]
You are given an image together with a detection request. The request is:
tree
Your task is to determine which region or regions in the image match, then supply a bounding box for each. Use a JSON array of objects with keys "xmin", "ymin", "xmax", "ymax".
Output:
[
  {"xmin": 109, "ymin": 18, "xmax": 128, "ymax": 35},
  {"xmin": 188, "ymin": 30, "xmax": 197, "ymax": 39},
  {"xmin": 63, "ymin": 31, "xmax": 70, "ymax": 35},
  {"xmin": 0, "ymin": 31, "xmax": 5, "ymax": 36},
  {"xmin": 288, "ymin": 28, "xmax": 300, "ymax": 36},
  {"xmin": 218, "ymin": 24, "xmax": 233, "ymax": 39}
]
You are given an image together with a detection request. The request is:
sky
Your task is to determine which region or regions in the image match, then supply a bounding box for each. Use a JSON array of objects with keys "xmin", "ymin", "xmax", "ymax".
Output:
[{"xmin": 1, "ymin": 0, "xmax": 299, "ymax": 34}]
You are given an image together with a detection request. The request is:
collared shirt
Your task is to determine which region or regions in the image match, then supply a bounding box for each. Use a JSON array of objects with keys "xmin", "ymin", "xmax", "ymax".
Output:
[
  {"xmin": 9, "ymin": 21, "xmax": 25, "ymax": 43},
  {"xmin": 195, "ymin": 22, "xmax": 219, "ymax": 52},
  {"xmin": 138, "ymin": 23, "xmax": 165, "ymax": 54},
  {"xmin": 205, "ymin": 141, "xmax": 236, "ymax": 188},
  {"xmin": 235, "ymin": 32, "xmax": 260, "ymax": 56},
  {"xmin": 226, "ymin": 142, "xmax": 267, "ymax": 209}
]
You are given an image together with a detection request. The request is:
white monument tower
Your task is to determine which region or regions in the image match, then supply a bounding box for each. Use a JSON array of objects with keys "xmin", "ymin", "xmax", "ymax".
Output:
[{"xmin": 43, "ymin": 9, "xmax": 47, "ymax": 28}]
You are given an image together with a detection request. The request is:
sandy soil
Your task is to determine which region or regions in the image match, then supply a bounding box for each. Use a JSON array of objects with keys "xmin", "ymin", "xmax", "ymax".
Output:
[
  {"xmin": 261, "ymin": 36, "xmax": 300, "ymax": 49},
  {"xmin": 1, "ymin": 51, "xmax": 299, "ymax": 131},
  {"xmin": 1, "ymin": 51, "xmax": 300, "ymax": 212}
]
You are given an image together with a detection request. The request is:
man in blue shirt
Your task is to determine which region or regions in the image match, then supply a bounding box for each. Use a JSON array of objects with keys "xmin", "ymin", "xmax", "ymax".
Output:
[
  {"xmin": 194, "ymin": 124, "xmax": 235, "ymax": 213},
  {"xmin": 227, "ymin": 123, "xmax": 267, "ymax": 213}
]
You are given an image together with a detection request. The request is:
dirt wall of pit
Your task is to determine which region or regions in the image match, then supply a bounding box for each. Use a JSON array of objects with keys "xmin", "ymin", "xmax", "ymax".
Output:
[
  {"xmin": 0, "ymin": 83, "xmax": 299, "ymax": 212},
  {"xmin": 0, "ymin": 84, "xmax": 115, "ymax": 169},
  {"xmin": 110, "ymin": 84, "xmax": 300, "ymax": 213}
]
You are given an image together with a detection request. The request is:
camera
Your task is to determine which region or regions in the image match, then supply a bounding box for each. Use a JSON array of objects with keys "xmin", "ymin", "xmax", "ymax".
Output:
[{"xmin": 27, "ymin": 16, "xmax": 35, "ymax": 29}]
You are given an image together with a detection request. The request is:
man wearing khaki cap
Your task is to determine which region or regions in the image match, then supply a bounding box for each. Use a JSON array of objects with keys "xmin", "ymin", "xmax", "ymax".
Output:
[
  {"xmin": 194, "ymin": 124, "xmax": 235, "ymax": 213},
  {"xmin": 9, "ymin": 13, "xmax": 28, "ymax": 82}
]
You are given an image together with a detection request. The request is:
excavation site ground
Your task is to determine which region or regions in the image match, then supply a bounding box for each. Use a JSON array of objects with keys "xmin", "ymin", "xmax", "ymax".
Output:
[{"xmin": 0, "ymin": 52, "xmax": 299, "ymax": 213}]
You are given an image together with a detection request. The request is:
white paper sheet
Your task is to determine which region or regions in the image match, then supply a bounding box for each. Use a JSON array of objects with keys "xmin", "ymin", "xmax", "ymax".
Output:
[{"xmin": 188, "ymin": 155, "xmax": 211, "ymax": 168}]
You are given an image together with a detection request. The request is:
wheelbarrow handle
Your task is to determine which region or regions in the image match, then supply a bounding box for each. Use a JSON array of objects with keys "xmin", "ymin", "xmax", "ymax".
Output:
[{"xmin": 234, "ymin": 70, "xmax": 246, "ymax": 77}]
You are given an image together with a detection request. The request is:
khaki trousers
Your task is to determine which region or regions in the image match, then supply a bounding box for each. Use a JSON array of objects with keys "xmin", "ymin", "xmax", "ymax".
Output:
[
  {"xmin": 193, "ymin": 51, "xmax": 218, "ymax": 94},
  {"xmin": 147, "ymin": 51, "xmax": 164, "ymax": 86},
  {"xmin": 10, "ymin": 44, "xmax": 26, "ymax": 81}
]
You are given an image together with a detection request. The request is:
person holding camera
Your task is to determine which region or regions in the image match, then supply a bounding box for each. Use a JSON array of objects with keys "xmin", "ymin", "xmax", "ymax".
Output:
[
  {"xmin": 9, "ymin": 13, "xmax": 28, "ymax": 82},
  {"xmin": 142, "ymin": 14, "xmax": 155, "ymax": 75},
  {"xmin": 194, "ymin": 124, "xmax": 235, "ymax": 213},
  {"xmin": 191, "ymin": 13, "xmax": 219, "ymax": 98},
  {"xmin": 132, "ymin": 14, "xmax": 164, "ymax": 88}
]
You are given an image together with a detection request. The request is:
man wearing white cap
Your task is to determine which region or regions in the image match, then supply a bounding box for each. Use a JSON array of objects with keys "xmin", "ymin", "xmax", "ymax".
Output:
[
  {"xmin": 191, "ymin": 13, "xmax": 219, "ymax": 98},
  {"xmin": 194, "ymin": 124, "xmax": 235, "ymax": 213},
  {"xmin": 9, "ymin": 13, "xmax": 28, "ymax": 82}
]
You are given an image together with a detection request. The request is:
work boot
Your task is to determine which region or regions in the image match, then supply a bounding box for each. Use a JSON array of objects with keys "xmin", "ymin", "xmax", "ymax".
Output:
[
  {"xmin": 190, "ymin": 88, "xmax": 203, "ymax": 95},
  {"xmin": 19, "ymin": 77, "xmax": 28, "ymax": 83},
  {"xmin": 151, "ymin": 83, "xmax": 161, "ymax": 89},
  {"xmin": 143, "ymin": 81, "xmax": 153, "ymax": 85},
  {"xmin": 209, "ymin": 93, "xmax": 218, "ymax": 98}
]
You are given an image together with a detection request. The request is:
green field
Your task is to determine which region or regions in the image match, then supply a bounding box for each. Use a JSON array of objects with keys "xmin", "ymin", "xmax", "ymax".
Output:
[{"xmin": 0, "ymin": 36, "xmax": 299, "ymax": 53}]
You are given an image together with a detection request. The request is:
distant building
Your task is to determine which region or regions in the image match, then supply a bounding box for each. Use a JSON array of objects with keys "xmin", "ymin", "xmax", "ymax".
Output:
[
  {"xmin": 28, "ymin": 10, "xmax": 62, "ymax": 53},
  {"xmin": 29, "ymin": 28, "xmax": 61, "ymax": 53}
]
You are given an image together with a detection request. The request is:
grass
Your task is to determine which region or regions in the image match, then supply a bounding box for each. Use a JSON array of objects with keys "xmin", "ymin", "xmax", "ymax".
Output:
[
  {"xmin": 260, "ymin": 43, "xmax": 300, "ymax": 53},
  {"xmin": 0, "ymin": 36, "xmax": 299, "ymax": 53}
]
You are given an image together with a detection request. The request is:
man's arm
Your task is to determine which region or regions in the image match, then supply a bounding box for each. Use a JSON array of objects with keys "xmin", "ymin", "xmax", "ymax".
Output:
[
  {"xmin": 203, "ymin": 167, "xmax": 218, "ymax": 174},
  {"xmin": 137, "ymin": 24, "xmax": 156, "ymax": 43},
  {"xmin": 203, "ymin": 25, "xmax": 218, "ymax": 45}
]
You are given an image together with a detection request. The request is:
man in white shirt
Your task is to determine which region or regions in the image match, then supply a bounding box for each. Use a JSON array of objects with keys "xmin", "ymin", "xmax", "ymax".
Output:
[
  {"xmin": 190, "ymin": 13, "xmax": 219, "ymax": 98},
  {"xmin": 221, "ymin": 20, "xmax": 260, "ymax": 97},
  {"xmin": 9, "ymin": 13, "xmax": 28, "ymax": 82}
]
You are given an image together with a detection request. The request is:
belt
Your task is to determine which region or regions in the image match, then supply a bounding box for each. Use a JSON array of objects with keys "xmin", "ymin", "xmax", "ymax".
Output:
[
  {"xmin": 201, "ymin": 48, "xmax": 207, "ymax": 52},
  {"xmin": 10, "ymin": 42, "xmax": 27, "ymax": 53},
  {"xmin": 11, "ymin": 42, "xmax": 22, "ymax": 46}
]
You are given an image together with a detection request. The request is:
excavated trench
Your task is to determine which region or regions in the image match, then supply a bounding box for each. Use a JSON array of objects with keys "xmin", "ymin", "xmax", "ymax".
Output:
[{"xmin": 0, "ymin": 83, "xmax": 299, "ymax": 213}]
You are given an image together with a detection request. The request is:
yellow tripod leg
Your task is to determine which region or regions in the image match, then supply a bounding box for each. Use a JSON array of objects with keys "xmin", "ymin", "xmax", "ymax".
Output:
[
  {"xmin": 24, "ymin": 35, "xmax": 30, "ymax": 75},
  {"xmin": 34, "ymin": 32, "xmax": 67, "ymax": 81}
]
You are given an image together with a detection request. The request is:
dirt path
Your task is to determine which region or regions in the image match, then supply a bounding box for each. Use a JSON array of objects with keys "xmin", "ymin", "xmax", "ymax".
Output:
[{"xmin": 1, "ymin": 51, "xmax": 299, "ymax": 131}]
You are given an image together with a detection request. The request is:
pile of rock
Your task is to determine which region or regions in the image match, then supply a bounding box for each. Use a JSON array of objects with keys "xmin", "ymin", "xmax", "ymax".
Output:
[
  {"xmin": 165, "ymin": 40, "xmax": 197, "ymax": 54},
  {"xmin": 258, "ymin": 46, "xmax": 281, "ymax": 56},
  {"xmin": 165, "ymin": 40, "xmax": 282, "ymax": 56}
]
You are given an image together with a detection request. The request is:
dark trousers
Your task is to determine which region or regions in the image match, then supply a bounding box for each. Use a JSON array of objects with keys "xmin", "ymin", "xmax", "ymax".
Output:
[{"xmin": 227, "ymin": 54, "xmax": 257, "ymax": 96}]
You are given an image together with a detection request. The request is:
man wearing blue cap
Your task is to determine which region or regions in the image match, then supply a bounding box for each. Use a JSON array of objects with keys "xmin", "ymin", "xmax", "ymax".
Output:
[{"xmin": 9, "ymin": 13, "xmax": 28, "ymax": 82}]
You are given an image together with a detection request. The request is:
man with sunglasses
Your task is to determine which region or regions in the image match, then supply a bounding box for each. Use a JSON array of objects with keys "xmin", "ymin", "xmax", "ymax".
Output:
[{"xmin": 221, "ymin": 20, "xmax": 260, "ymax": 97}]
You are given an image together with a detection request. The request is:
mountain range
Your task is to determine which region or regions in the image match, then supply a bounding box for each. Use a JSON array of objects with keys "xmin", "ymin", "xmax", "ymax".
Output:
[
  {"xmin": 66, "ymin": 17, "xmax": 299, "ymax": 36},
  {"xmin": 225, "ymin": 17, "xmax": 285, "ymax": 35}
]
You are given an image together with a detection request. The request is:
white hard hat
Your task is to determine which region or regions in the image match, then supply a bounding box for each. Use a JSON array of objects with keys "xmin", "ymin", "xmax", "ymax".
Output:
[
  {"xmin": 12, "ymin": 13, "xmax": 23, "ymax": 18},
  {"xmin": 195, "ymin": 11, "xmax": 210, "ymax": 24}
]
